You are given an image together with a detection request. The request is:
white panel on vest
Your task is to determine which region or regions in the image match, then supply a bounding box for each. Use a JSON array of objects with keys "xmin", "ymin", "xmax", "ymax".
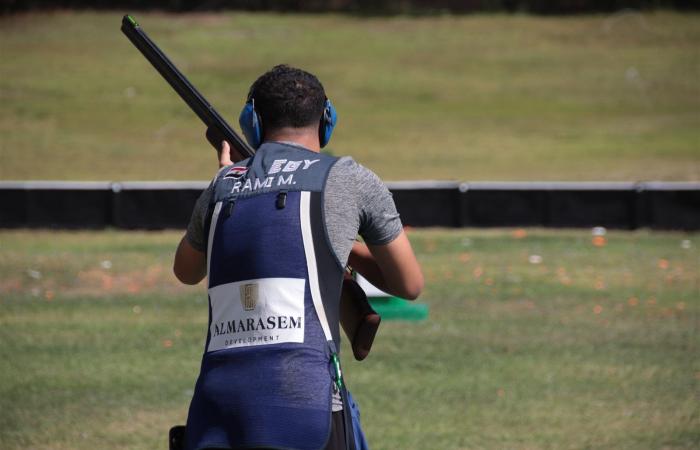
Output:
[{"xmin": 207, "ymin": 278, "xmax": 305, "ymax": 352}]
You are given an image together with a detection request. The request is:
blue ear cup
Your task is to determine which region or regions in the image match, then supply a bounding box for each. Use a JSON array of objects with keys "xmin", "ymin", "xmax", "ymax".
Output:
[
  {"xmin": 319, "ymin": 99, "xmax": 337, "ymax": 148},
  {"xmin": 240, "ymin": 97, "xmax": 336, "ymax": 149},
  {"xmin": 239, "ymin": 100, "xmax": 263, "ymax": 149}
]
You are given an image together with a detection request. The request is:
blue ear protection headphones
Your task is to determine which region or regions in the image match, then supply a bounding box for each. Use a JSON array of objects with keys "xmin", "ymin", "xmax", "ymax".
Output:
[
  {"xmin": 319, "ymin": 99, "xmax": 338, "ymax": 148},
  {"xmin": 239, "ymin": 97, "xmax": 337, "ymax": 150}
]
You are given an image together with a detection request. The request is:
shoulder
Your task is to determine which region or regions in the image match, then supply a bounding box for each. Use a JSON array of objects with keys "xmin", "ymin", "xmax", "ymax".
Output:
[
  {"xmin": 328, "ymin": 156, "xmax": 385, "ymax": 187},
  {"xmin": 326, "ymin": 156, "xmax": 397, "ymax": 224},
  {"xmin": 325, "ymin": 156, "xmax": 391, "ymax": 215},
  {"xmin": 325, "ymin": 156, "xmax": 361, "ymax": 203}
]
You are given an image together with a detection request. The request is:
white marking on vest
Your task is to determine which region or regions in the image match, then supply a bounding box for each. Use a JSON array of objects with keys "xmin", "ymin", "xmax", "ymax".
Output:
[
  {"xmin": 269, "ymin": 158, "xmax": 321, "ymax": 175},
  {"xmin": 282, "ymin": 160, "xmax": 302, "ymax": 172},
  {"xmin": 299, "ymin": 191, "xmax": 333, "ymax": 342},
  {"xmin": 206, "ymin": 201, "xmax": 223, "ymax": 281},
  {"xmin": 278, "ymin": 174, "xmax": 294, "ymax": 186},
  {"xmin": 253, "ymin": 177, "xmax": 272, "ymax": 190},
  {"xmin": 269, "ymin": 159, "xmax": 287, "ymax": 174},
  {"xmin": 207, "ymin": 278, "xmax": 305, "ymax": 352},
  {"xmin": 231, "ymin": 176, "xmax": 275, "ymax": 193}
]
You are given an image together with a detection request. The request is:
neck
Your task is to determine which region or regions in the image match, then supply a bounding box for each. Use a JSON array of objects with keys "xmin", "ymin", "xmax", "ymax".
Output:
[{"xmin": 265, "ymin": 127, "xmax": 321, "ymax": 153}]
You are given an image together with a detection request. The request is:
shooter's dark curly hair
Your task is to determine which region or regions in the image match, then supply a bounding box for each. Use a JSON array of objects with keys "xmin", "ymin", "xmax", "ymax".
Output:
[{"xmin": 247, "ymin": 64, "xmax": 327, "ymax": 131}]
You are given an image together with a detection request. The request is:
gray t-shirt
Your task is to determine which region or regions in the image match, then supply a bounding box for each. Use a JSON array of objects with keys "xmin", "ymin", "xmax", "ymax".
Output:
[{"xmin": 185, "ymin": 156, "xmax": 403, "ymax": 264}]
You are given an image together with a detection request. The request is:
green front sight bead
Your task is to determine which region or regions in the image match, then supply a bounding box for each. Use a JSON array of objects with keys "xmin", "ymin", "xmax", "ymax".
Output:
[{"xmin": 126, "ymin": 15, "xmax": 139, "ymax": 27}]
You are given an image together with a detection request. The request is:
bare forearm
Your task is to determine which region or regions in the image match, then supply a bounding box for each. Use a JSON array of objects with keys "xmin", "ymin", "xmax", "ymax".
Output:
[
  {"xmin": 348, "ymin": 241, "xmax": 389, "ymax": 292},
  {"xmin": 173, "ymin": 235, "xmax": 207, "ymax": 285},
  {"xmin": 349, "ymin": 234, "xmax": 424, "ymax": 300}
]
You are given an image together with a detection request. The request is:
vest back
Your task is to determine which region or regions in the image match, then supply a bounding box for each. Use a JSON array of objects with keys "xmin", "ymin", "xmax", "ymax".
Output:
[{"xmin": 185, "ymin": 142, "xmax": 345, "ymax": 450}]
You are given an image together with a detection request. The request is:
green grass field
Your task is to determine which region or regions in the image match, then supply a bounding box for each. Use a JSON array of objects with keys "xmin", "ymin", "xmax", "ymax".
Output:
[
  {"xmin": 0, "ymin": 9, "xmax": 698, "ymax": 450},
  {"xmin": 1, "ymin": 11, "xmax": 699, "ymax": 182},
  {"xmin": 1, "ymin": 229, "xmax": 697, "ymax": 449}
]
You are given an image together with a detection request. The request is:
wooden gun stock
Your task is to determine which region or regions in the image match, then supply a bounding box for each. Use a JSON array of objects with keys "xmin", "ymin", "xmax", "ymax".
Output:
[{"xmin": 340, "ymin": 278, "xmax": 381, "ymax": 361}]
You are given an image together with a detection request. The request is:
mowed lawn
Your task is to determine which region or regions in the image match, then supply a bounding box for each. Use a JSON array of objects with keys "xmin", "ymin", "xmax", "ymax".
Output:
[
  {"xmin": 0, "ymin": 229, "xmax": 697, "ymax": 449},
  {"xmin": 0, "ymin": 11, "xmax": 699, "ymax": 182}
]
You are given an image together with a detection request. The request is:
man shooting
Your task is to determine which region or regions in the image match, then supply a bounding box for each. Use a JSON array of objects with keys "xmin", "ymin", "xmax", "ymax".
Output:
[{"xmin": 173, "ymin": 64, "xmax": 423, "ymax": 450}]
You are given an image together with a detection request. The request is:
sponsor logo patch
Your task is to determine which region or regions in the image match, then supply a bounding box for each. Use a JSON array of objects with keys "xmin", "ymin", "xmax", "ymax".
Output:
[{"xmin": 207, "ymin": 278, "xmax": 305, "ymax": 351}]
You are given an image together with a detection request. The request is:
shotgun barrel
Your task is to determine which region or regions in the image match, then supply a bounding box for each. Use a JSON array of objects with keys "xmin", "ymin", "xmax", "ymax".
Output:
[{"xmin": 120, "ymin": 14, "xmax": 254, "ymax": 159}]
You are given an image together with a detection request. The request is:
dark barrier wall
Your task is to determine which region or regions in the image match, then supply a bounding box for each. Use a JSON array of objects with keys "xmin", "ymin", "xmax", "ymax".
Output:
[
  {"xmin": 389, "ymin": 182, "xmax": 462, "ymax": 228},
  {"xmin": 0, "ymin": 182, "xmax": 113, "ymax": 229},
  {"xmin": 453, "ymin": 182, "xmax": 644, "ymax": 229},
  {"xmin": 111, "ymin": 182, "xmax": 205, "ymax": 229},
  {"xmin": 643, "ymin": 183, "xmax": 700, "ymax": 231},
  {"xmin": 0, "ymin": 181, "xmax": 698, "ymax": 230}
]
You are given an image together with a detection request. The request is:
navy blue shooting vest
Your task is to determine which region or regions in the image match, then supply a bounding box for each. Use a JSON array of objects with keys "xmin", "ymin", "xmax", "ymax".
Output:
[{"xmin": 185, "ymin": 142, "xmax": 346, "ymax": 450}]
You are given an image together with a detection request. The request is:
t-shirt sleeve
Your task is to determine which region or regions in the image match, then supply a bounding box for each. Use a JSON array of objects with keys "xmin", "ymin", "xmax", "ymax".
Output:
[
  {"xmin": 324, "ymin": 157, "xmax": 403, "ymax": 266},
  {"xmin": 354, "ymin": 163, "xmax": 403, "ymax": 245},
  {"xmin": 185, "ymin": 181, "xmax": 215, "ymax": 252}
]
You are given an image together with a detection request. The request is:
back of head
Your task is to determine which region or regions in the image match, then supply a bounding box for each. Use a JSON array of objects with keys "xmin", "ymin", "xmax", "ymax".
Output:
[{"xmin": 248, "ymin": 64, "xmax": 326, "ymax": 131}]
